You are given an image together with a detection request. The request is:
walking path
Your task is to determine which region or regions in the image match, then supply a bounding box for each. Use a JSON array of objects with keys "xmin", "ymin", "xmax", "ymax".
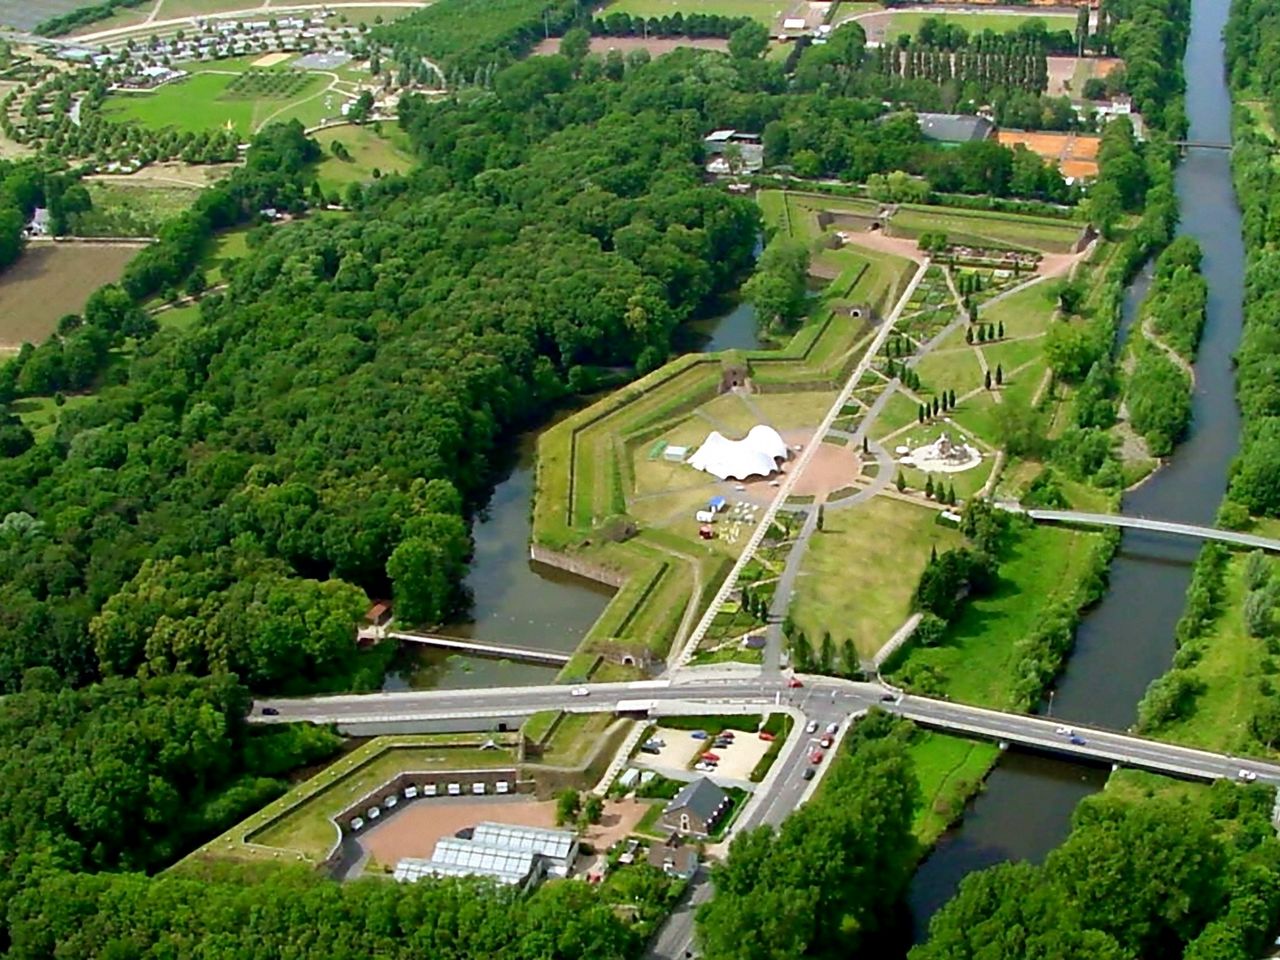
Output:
[{"xmin": 1141, "ymin": 311, "xmax": 1196, "ymax": 384}]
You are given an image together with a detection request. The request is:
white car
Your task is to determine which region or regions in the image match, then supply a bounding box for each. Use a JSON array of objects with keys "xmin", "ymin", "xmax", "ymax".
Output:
[
  {"xmin": 826, "ymin": 722, "xmax": 839, "ymax": 735},
  {"xmin": 570, "ymin": 686, "xmax": 590, "ymax": 697},
  {"xmin": 1238, "ymin": 769, "xmax": 1258, "ymax": 782},
  {"xmin": 350, "ymin": 817, "xmax": 365, "ymax": 831},
  {"xmin": 806, "ymin": 720, "xmax": 819, "ymax": 734},
  {"xmin": 385, "ymin": 794, "xmax": 398, "ymax": 809},
  {"xmin": 1055, "ymin": 726, "xmax": 1073, "ymax": 736}
]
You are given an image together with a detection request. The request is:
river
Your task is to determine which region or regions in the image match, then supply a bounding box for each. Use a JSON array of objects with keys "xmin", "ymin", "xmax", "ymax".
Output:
[
  {"xmin": 907, "ymin": 0, "xmax": 1247, "ymax": 938},
  {"xmin": 385, "ymin": 298, "xmax": 767, "ymax": 690}
]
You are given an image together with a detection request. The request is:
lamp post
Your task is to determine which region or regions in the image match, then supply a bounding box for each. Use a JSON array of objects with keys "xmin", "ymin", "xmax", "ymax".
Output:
[{"xmin": 1047, "ymin": 689, "xmax": 1056, "ymax": 718}]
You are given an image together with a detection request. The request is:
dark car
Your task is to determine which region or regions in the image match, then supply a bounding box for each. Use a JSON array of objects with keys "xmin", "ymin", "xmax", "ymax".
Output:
[
  {"xmin": 802, "ymin": 768, "xmax": 815, "ymax": 781},
  {"xmin": 262, "ymin": 707, "xmax": 279, "ymax": 716},
  {"xmin": 1069, "ymin": 734, "xmax": 1086, "ymax": 746}
]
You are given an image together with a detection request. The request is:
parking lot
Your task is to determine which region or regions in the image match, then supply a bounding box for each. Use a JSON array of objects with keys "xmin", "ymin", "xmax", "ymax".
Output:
[{"xmin": 633, "ymin": 724, "xmax": 774, "ymax": 782}]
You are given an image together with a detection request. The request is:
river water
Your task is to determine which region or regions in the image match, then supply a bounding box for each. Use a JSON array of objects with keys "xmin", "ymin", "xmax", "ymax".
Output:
[
  {"xmin": 907, "ymin": 0, "xmax": 1247, "ymax": 937},
  {"xmin": 385, "ymin": 299, "xmax": 766, "ymax": 690}
]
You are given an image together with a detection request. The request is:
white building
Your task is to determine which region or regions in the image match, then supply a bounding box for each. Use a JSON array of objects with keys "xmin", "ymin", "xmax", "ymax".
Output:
[
  {"xmin": 393, "ymin": 822, "xmax": 578, "ymax": 891},
  {"xmin": 688, "ymin": 424, "xmax": 789, "ymax": 481}
]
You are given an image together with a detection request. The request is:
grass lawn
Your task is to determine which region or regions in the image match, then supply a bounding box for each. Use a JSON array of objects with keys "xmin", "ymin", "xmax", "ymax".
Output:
[
  {"xmin": 872, "ymin": 389, "xmax": 926, "ymax": 440},
  {"xmin": 311, "ymin": 124, "xmax": 416, "ymax": 195},
  {"xmin": 11, "ymin": 393, "xmax": 98, "ymax": 442},
  {"xmin": 980, "ymin": 281, "xmax": 1058, "ymax": 338},
  {"xmin": 539, "ymin": 712, "xmax": 616, "ymax": 766},
  {"xmin": 1150, "ymin": 554, "xmax": 1280, "ymax": 757},
  {"xmin": 978, "ymin": 334, "xmax": 1046, "ymax": 374},
  {"xmin": 633, "ymin": 799, "xmax": 667, "ymax": 838},
  {"xmin": 157, "ymin": 303, "xmax": 200, "ymax": 332},
  {"xmin": 908, "ymin": 731, "xmax": 1000, "ymax": 845},
  {"xmin": 882, "ymin": 11, "xmax": 1075, "ymax": 43},
  {"xmin": 890, "ymin": 205, "xmax": 1082, "ymax": 254},
  {"xmin": 101, "ymin": 68, "xmax": 328, "ymax": 135},
  {"xmin": 791, "ymin": 496, "xmax": 961, "ymax": 658},
  {"xmin": 198, "ymin": 228, "xmax": 250, "ymax": 285},
  {"xmin": 603, "ymin": 0, "xmax": 786, "ymax": 24},
  {"xmin": 889, "ymin": 524, "xmax": 1100, "ymax": 708},
  {"xmin": 915, "ymin": 344, "xmax": 985, "ymax": 399}
]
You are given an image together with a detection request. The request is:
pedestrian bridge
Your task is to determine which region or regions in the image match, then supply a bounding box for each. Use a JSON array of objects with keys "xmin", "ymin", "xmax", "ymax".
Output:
[
  {"xmin": 1024, "ymin": 509, "xmax": 1280, "ymax": 553},
  {"xmin": 388, "ymin": 631, "xmax": 572, "ymax": 667}
]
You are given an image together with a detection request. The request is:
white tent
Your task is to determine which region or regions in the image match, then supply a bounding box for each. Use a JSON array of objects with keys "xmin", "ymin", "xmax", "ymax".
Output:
[{"xmin": 688, "ymin": 425, "xmax": 788, "ymax": 481}]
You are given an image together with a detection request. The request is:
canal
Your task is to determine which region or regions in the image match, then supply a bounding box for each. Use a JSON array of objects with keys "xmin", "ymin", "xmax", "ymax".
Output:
[
  {"xmin": 386, "ymin": 298, "xmax": 767, "ymax": 690},
  {"xmin": 907, "ymin": 0, "xmax": 1247, "ymax": 938}
]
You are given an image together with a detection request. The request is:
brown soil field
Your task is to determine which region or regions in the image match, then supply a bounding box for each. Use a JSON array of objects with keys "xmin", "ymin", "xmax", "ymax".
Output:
[
  {"xmin": 357, "ymin": 795, "xmax": 649, "ymax": 867},
  {"xmin": 0, "ymin": 243, "xmax": 140, "ymax": 347},
  {"xmin": 533, "ymin": 36, "xmax": 728, "ymax": 56}
]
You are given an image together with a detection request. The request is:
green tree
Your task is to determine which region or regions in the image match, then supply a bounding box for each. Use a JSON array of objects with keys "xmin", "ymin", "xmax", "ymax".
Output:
[{"xmin": 556, "ymin": 788, "xmax": 581, "ymax": 826}]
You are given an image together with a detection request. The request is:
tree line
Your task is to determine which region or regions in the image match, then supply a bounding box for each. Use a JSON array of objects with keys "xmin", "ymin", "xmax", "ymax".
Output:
[{"xmin": 1223, "ymin": 0, "xmax": 1280, "ymax": 518}]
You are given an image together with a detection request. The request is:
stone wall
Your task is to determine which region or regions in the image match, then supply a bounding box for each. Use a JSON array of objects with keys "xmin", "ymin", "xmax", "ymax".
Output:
[{"xmin": 529, "ymin": 544, "xmax": 626, "ymax": 588}]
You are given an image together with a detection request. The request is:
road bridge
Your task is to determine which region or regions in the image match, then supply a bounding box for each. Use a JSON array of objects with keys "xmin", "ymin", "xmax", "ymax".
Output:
[
  {"xmin": 386, "ymin": 631, "xmax": 571, "ymax": 667},
  {"xmin": 252, "ymin": 676, "xmax": 1280, "ymax": 785},
  {"xmin": 1172, "ymin": 140, "xmax": 1234, "ymax": 150},
  {"xmin": 1025, "ymin": 509, "xmax": 1280, "ymax": 553}
]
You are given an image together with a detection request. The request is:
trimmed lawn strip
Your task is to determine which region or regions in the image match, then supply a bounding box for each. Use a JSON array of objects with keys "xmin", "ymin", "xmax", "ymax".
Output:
[
  {"xmin": 890, "ymin": 204, "xmax": 1083, "ymax": 254},
  {"xmin": 603, "ymin": 0, "xmax": 785, "ymax": 25},
  {"xmin": 883, "ymin": 11, "xmax": 1075, "ymax": 43}
]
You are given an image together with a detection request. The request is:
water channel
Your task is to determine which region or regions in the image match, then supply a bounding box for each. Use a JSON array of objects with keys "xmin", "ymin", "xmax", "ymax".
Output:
[
  {"xmin": 906, "ymin": 0, "xmax": 1247, "ymax": 937},
  {"xmin": 384, "ymin": 298, "xmax": 766, "ymax": 691}
]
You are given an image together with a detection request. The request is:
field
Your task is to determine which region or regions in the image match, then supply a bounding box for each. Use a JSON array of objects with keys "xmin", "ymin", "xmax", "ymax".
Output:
[
  {"xmin": 11, "ymin": 392, "xmax": 98, "ymax": 442},
  {"xmin": 790, "ymin": 497, "xmax": 961, "ymax": 659},
  {"xmin": 888, "ymin": 204, "xmax": 1084, "ymax": 254},
  {"xmin": 312, "ymin": 124, "xmax": 416, "ymax": 195},
  {"xmin": 101, "ymin": 65, "xmax": 330, "ymax": 136},
  {"xmin": 0, "ymin": 243, "xmax": 139, "ymax": 347},
  {"xmin": 70, "ymin": 180, "xmax": 204, "ymax": 237},
  {"xmin": 858, "ymin": 10, "xmax": 1075, "ymax": 44},
  {"xmin": 888, "ymin": 524, "xmax": 1101, "ymax": 709},
  {"xmin": 998, "ymin": 129, "xmax": 1100, "ymax": 180},
  {"xmin": 599, "ymin": 0, "xmax": 789, "ymax": 25}
]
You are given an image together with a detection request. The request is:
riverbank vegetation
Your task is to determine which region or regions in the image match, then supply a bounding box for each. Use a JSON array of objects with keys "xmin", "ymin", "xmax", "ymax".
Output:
[{"xmin": 913, "ymin": 775, "xmax": 1280, "ymax": 960}]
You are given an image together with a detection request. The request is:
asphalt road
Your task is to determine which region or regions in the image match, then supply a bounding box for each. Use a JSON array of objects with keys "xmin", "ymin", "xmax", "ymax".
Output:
[{"xmin": 255, "ymin": 676, "xmax": 1280, "ymax": 785}]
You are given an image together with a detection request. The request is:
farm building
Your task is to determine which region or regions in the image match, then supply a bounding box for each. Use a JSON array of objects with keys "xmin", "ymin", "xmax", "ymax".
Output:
[
  {"xmin": 688, "ymin": 425, "xmax": 789, "ymax": 481},
  {"xmin": 662, "ymin": 778, "xmax": 730, "ymax": 837},
  {"xmin": 392, "ymin": 822, "xmax": 578, "ymax": 890},
  {"xmin": 703, "ymin": 129, "xmax": 764, "ymax": 174}
]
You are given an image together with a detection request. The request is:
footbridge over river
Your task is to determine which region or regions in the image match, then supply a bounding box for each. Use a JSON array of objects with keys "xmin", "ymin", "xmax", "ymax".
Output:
[
  {"xmin": 251, "ymin": 677, "xmax": 1280, "ymax": 786},
  {"xmin": 1021, "ymin": 509, "xmax": 1280, "ymax": 553},
  {"xmin": 386, "ymin": 631, "xmax": 571, "ymax": 667}
]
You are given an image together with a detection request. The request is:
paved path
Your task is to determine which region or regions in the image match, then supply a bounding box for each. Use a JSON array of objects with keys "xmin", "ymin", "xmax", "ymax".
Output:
[
  {"xmin": 388, "ymin": 631, "xmax": 571, "ymax": 666},
  {"xmin": 73, "ymin": 2, "xmax": 428, "ymax": 43}
]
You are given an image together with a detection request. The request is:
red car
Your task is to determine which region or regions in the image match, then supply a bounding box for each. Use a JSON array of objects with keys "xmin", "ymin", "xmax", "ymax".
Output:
[
  {"xmin": 788, "ymin": 677, "xmax": 804, "ymax": 689},
  {"xmin": 809, "ymin": 750, "xmax": 824, "ymax": 765},
  {"xmin": 701, "ymin": 752, "xmax": 720, "ymax": 762},
  {"xmin": 758, "ymin": 731, "xmax": 776, "ymax": 742}
]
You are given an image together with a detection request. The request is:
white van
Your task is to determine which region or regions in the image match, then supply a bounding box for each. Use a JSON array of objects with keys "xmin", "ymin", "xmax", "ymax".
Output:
[
  {"xmin": 447, "ymin": 782, "xmax": 461, "ymax": 796},
  {"xmin": 695, "ymin": 510, "xmax": 716, "ymax": 523}
]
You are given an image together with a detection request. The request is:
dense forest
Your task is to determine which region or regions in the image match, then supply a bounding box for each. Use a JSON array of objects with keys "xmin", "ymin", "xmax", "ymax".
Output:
[{"xmin": 1225, "ymin": 0, "xmax": 1280, "ymax": 518}]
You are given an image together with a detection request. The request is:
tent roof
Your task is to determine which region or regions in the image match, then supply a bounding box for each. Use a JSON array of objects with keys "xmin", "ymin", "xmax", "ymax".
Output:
[{"xmin": 687, "ymin": 425, "xmax": 787, "ymax": 481}]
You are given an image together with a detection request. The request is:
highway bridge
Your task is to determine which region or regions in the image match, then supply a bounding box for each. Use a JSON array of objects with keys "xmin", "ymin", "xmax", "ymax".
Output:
[
  {"xmin": 387, "ymin": 631, "xmax": 571, "ymax": 666},
  {"xmin": 1025, "ymin": 509, "xmax": 1280, "ymax": 553},
  {"xmin": 253, "ymin": 675, "xmax": 1280, "ymax": 786}
]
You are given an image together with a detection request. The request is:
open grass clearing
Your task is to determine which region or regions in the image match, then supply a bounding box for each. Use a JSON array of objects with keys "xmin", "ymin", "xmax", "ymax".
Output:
[
  {"xmin": 889, "ymin": 524, "xmax": 1100, "ymax": 708},
  {"xmin": 915, "ymin": 344, "xmax": 985, "ymax": 399},
  {"xmin": 70, "ymin": 180, "xmax": 202, "ymax": 237},
  {"xmin": 539, "ymin": 711, "xmax": 616, "ymax": 766},
  {"xmin": 311, "ymin": 123, "xmax": 416, "ymax": 195},
  {"xmin": 909, "ymin": 730, "xmax": 999, "ymax": 845},
  {"xmin": 871, "ymin": 389, "xmax": 926, "ymax": 440},
  {"xmin": 790, "ymin": 496, "xmax": 961, "ymax": 658},
  {"xmin": 890, "ymin": 205, "xmax": 1082, "ymax": 254},
  {"xmin": 12, "ymin": 392, "xmax": 98, "ymax": 442},
  {"xmin": 197, "ymin": 227, "xmax": 250, "ymax": 285},
  {"xmin": 977, "ymin": 334, "xmax": 1045, "ymax": 374},
  {"xmin": 0, "ymin": 243, "xmax": 138, "ymax": 347}
]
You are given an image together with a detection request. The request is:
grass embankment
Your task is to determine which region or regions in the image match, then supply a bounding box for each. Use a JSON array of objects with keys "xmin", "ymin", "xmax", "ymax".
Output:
[
  {"xmin": 790, "ymin": 498, "xmax": 961, "ymax": 659},
  {"xmin": 908, "ymin": 731, "xmax": 1001, "ymax": 845},
  {"xmin": 189, "ymin": 735, "xmax": 519, "ymax": 864},
  {"xmin": 601, "ymin": 0, "xmax": 785, "ymax": 25},
  {"xmin": 888, "ymin": 204, "xmax": 1083, "ymax": 254}
]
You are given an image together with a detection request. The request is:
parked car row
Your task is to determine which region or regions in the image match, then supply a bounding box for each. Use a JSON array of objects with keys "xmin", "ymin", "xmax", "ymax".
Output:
[{"xmin": 348, "ymin": 779, "xmax": 512, "ymax": 833}]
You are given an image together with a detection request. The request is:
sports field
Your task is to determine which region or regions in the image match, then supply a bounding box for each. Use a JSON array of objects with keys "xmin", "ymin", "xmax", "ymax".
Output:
[
  {"xmin": 876, "ymin": 10, "xmax": 1074, "ymax": 42},
  {"xmin": 888, "ymin": 204, "xmax": 1083, "ymax": 254},
  {"xmin": 100, "ymin": 62, "xmax": 333, "ymax": 135},
  {"xmin": 602, "ymin": 0, "xmax": 787, "ymax": 25}
]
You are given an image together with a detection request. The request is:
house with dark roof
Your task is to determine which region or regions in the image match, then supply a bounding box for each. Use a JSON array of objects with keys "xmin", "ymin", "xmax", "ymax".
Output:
[
  {"xmin": 661, "ymin": 777, "xmax": 730, "ymax": 837},
  {"xmin": 914, "ymin": 112, "xmax": 997, "ymax": 144},
  {"xmin": 648, "ymin": 836, "xmax": 699, "ymax": 880}
]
